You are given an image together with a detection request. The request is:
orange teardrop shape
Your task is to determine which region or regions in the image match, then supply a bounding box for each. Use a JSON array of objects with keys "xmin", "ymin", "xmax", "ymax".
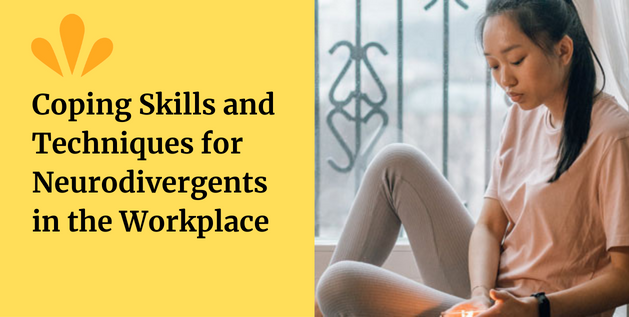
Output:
[
  {"xmin": 82, "ymin": 38, "xmax": 113, "ymax": 76},
  {"xmin": 31, "ymin": 38, "xmax": 63, "ymax": 76},
  {"xmin": 60, "ymin": 14, "xmax": 84, "ymax": 74}
]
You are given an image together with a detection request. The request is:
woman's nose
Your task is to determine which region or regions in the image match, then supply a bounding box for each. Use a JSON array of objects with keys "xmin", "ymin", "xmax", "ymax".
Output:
[{"xmin": 500, "ymin": 67, "xmax": 517, "ymax": 88}]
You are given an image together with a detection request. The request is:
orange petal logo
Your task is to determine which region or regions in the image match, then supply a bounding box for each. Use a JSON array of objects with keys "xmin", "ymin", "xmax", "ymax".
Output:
[{"xmin": 32, "ymin": 14, "xmax": 113, "ymax": 77}]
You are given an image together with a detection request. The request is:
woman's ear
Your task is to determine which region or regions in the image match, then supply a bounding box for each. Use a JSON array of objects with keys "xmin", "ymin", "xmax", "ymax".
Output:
[{"xmin": 556, "ymin": 35, "xmax": 574, "ymax": 66}]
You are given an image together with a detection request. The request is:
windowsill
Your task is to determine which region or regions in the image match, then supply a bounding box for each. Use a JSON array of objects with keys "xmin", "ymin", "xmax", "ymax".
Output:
[
  {"xmin": 315, "ymin": 239, "xmax": 413, "ymax": 251},
  {"xmin": 314, "ymin": 239, "xmax": 421, "ymax": 287}
]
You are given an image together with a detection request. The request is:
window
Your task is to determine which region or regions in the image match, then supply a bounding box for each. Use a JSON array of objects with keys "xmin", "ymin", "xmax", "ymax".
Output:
[{"xmin": 315, "ymin": 0, "xmax": 511, "ymax": 241}]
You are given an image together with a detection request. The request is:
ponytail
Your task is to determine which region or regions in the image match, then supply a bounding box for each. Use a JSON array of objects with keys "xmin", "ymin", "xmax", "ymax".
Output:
[{"xmin": 549, "ymin": 0, "xmax": 605, "ymax": 182}]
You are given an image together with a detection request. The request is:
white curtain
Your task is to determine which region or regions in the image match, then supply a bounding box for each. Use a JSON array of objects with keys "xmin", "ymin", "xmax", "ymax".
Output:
[
  {"xmin": 575, "ymin": 2, "xmax": 629, "ymax": 316},
  {"xmin": 575, "ymin": 0, "xmax": 629, "ymax": 109}
]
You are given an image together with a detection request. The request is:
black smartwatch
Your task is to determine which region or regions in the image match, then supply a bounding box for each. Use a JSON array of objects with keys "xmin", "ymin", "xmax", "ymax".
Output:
[{"xmin": 531, "ymin": 292, "xmax": 551, "ymax": 317}]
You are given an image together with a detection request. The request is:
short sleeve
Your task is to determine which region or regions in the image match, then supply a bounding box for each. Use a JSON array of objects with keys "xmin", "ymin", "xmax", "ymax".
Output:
[
  {"xmin": 598, "ymin": 137, "xmax": 629, "ymax": 250},
  {"xmin": 483, "ymin": 107, "xmax": 515, "ymax": 200}
]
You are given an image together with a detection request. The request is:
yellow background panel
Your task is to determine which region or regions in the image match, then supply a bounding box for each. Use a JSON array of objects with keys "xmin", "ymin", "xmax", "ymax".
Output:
[{"xmin": 0, "ymin": 1, "xmax": 313, "ymax": 316}]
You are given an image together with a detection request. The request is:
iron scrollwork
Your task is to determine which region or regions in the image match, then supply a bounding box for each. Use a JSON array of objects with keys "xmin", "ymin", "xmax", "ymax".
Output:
[
  {"xmin": 326, "ymin": 37, "xmax": 389, "ymax": 173},
  {"xmin": 424, "ymin": 0, "xmax": 468, "ymax": 10}
]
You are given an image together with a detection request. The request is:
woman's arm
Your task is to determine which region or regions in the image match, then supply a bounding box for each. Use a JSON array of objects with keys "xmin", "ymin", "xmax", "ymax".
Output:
[
  {"xmin": 469, "ymin": 198, "xmax": 509, "ymax": 298},
  {"xmin": 547, "ymin": 247, "xmax": 629, "ymax": 317},
  {"xmin": 479, "ymin": 248, "xmax": 629, "ymax": 317},
  {"xmin": 444, "ymin": 198, "xmax": 509, "ymax": 314}
]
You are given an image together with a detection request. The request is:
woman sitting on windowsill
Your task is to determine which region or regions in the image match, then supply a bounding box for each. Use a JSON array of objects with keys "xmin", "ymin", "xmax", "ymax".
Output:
[{"xmin": 315, "ymin": 0, "xmax": 629, "ymax": 316}]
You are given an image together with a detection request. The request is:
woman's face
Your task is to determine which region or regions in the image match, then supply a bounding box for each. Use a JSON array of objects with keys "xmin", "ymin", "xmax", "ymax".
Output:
[{"xmin": 483, "ymin": 14, "xmax": 569, "ymax": 110}]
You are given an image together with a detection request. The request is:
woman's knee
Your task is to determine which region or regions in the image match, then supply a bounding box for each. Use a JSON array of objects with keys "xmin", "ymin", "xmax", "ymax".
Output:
[
  {"xmin": 368, "ymin": 143, "xmax": 434, "ymax": 176},
  {"xmin": 316, "ymin": 261, "xmax": 373, "ymax": 313},
  {"xmin": 316, "ymin": 261, "xmax": 363, "ymax": 301}
]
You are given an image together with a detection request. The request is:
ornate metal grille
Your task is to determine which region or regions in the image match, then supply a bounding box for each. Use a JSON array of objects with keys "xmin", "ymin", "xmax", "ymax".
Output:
[{"xmin": 315, "ymin": 0, "xmax": 510, "ymax": 238}]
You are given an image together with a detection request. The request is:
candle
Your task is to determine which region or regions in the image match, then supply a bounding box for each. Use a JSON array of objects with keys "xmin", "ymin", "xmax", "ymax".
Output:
[{"xmin": 439, "ymin": 310, "xmax": 480, "ymax": 317}]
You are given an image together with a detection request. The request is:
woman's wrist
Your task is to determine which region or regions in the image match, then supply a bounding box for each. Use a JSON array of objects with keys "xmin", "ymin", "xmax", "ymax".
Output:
[
  {"xmin": 523, "ymin": 296, "xmax": 540, "ymax": 317},
  {"xmin": 471, "ymin": 285, "xmax": 491, "ymax": 298}
]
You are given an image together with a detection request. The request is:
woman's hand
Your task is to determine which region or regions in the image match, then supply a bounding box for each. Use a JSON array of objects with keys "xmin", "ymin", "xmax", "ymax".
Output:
[
  {"xmin": 444, "ymin": 294, "xmax": 492, "ymax": 316},
  {"xmin": 476, "ymin": 289, "xmax": 538, "ymax": 317}
]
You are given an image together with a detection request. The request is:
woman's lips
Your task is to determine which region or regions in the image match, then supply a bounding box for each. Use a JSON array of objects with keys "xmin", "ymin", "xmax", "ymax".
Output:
[{"xmin": 508, "ymin": 93, "xmax": 523, "ymax": 103}]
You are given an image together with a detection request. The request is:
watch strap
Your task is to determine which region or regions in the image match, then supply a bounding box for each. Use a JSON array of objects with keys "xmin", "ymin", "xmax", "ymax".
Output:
[{"xmin": 531, "ymin": 292, "xmax": 551, "ymax": 317}]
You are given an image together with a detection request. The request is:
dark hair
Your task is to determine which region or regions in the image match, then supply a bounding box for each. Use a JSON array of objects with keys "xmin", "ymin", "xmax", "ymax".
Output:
[{"xmin": 478, "ymin": 0, "xmax": 606, "ymax": 182}]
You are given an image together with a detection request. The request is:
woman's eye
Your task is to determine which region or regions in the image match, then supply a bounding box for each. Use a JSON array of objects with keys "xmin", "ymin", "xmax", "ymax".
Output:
[
  {"xmin": 489, "ymin": 65, "xmax": 499, "ymax": 70},
  {"xmin": 512, "ymin": 57, "xmax": 525, "ymax": 65}
]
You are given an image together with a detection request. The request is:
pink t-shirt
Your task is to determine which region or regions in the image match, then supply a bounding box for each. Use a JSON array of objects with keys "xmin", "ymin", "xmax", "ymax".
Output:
[{"xmin": 485, "ymin": 93, "xmax": 629, "ymax": 317}]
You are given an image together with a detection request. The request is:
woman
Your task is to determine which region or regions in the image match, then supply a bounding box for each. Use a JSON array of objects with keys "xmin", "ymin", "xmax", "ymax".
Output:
[{"xmin": 315, "ymin": 0, "xmax": 629, "ymax": 316}]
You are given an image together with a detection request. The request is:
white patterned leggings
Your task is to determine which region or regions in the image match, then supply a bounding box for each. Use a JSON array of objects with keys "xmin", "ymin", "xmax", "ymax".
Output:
[{"xmin": 316, "ymin": 144, "xmax": 475, "ymax": 316}]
